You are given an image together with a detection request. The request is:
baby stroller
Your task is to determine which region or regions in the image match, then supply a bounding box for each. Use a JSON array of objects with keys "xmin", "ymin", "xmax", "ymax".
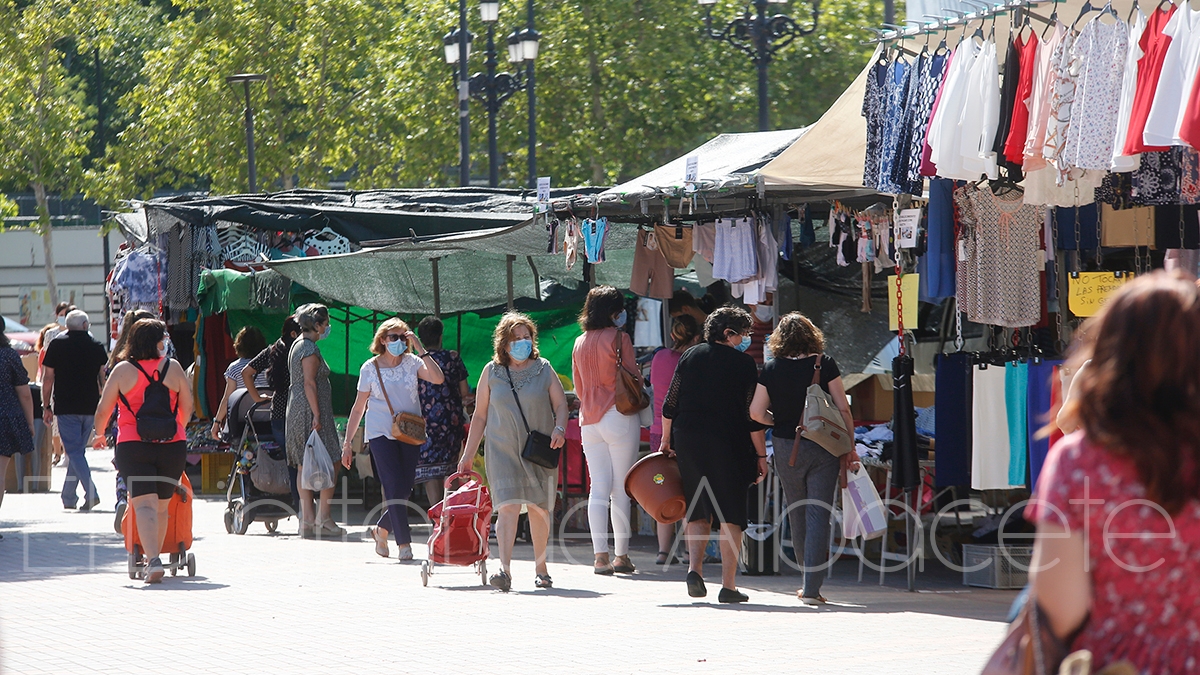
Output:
[
  {"xmin": 421, "ymin": 471, "xmax": 493, "ymax": 587},
  {"xmin": 124, "ymin": 473, "xmax": 196, "ymax": 579},
  {"xmin": 221, "ymin": 389, "xmax": 293, "ymax": 535}
]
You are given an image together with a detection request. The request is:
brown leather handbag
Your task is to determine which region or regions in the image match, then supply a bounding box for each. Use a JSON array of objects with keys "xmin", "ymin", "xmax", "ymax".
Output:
[
  {"xmin": 613, "ymin": 330, "xmax": 649, "ymax": 414},
  {"xmin": 373, "ymin": 359, "xmax": 426, "ymax": 445}
]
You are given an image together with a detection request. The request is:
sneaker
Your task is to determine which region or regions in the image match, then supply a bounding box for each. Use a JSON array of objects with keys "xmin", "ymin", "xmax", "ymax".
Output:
[
  {"xmin": 489, "ymin": 569, "xmax": 512, "ymax": 592},
  {"xmin": 81, "ymin": 496, "xmax": 101, "ymax": 512},
  {"xmin": 113, "ymin": 502, "xmax": 127, "ymax": 534},
  {"xmin": 718, "ymin": 587, "xmax": 748, "ymax": 604},
  {"xmin": 145, "ymin": 558, "xmax": 165, "ymax": 584},
  {"xmin": 686, "ymin": 571, "xmax": 707, "ymax": 598}
]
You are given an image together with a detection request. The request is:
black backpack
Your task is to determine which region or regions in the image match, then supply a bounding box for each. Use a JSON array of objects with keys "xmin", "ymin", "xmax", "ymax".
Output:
[{"xmin": 119, "ymin": 360, "xmax": 178, "ymax": 443}]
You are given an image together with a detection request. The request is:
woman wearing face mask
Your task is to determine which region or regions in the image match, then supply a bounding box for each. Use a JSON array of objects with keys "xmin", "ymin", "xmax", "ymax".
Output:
[
  {"xmin": 92, "ymin": 319, "xmax": 192, "ymax": 583},
  {"xmin": 286, "ymin": 303, "xmax": 343, "ymax": 539},
  {"xmin": 571, "ymin": 286, "xmax": 644, "ymax": 575},
  {"xmin": 457, "ymin": 313, "xmax": 568, "ymax": 592},
  {"xmin": 659, "ymin": 306, "xmax": 767, "ymax": 603},
  {"xmin": 341, "ymin": 318, "xmax": 444, "ymax": 560}
]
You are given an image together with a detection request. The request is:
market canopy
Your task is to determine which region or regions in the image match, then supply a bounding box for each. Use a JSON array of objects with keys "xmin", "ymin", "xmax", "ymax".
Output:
[
  {"xmin": 759, "ymin": 50, "xmax": 879, "ymax": 197},
  {"xmin": 122, "ymin": 187, "xmax": 605, "ymax": 245},
  {"xmin": 265, "ymin": 217, "xmax": 639, "ymax": 315}
]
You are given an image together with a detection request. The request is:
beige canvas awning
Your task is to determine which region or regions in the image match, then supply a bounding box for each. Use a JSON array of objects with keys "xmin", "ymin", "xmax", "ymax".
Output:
[{"xmin": 760, "ymin": 46, "xmax": 879, "ymax": 193}]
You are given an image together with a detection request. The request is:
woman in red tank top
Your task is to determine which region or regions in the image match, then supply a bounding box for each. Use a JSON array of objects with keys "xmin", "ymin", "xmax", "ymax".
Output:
[{"xmin": 93, "ymin": 319, "xmax": 192, "ymax": 584}]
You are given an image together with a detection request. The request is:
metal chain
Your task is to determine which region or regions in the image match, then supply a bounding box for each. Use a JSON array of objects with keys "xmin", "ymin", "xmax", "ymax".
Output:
[
  {"xmin": 896, "ymin": 262, "xmax": 906, "ymax": 357},
  {"xmin": 1094, "ymin": 203, "xmax": 1103, "ymax": 268},
  {"xmin": 954, "ymin": 302, "xmax": 964, "ymax": 352},
  {"xmin": 1180, "ymin": 203, "xmax": 1187, "ymax": 252},
  {"xmin": 1073, "ymin": 186, "xmax": 1082, "ymax": 273},
  {"xmin": 1132, "ymin": 208, "xmax": 1146, "ymax": 275}
]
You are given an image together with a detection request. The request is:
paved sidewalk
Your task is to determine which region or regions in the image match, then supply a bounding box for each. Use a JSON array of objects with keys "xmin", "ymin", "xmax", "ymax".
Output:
[{"xmin": 0, "ymin": 450, "xmax": 1012, "ymax": 674}]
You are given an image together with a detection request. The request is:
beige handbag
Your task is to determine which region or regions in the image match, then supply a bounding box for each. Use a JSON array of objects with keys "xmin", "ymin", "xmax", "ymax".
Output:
[
  {"xmin": 613, "ymin": 331, "xmax": 650, "ymax": 414},
  {"xmin": 373, "ymin": 359, "xmax": 426, "ymax": 445},
  {"xmin": 798, "ymin": 355, "xmax": 854, "ymax": 458}
]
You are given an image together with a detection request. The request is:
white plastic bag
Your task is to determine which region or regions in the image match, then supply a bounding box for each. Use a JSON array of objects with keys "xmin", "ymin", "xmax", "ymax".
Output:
[
  {"xmin": 841, "ymin": 466, "xmax": 887, "ymax": 540},
  {"xmin": 300, "ymin": 430, "xmax": 336, "ymax": 491}
]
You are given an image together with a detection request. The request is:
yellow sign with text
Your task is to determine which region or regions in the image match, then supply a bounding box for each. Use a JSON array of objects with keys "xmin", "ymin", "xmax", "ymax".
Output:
[
  {"xmin": 888, "ymin": 274, "xmax": 920, "ymax": 332},
  {"xmin": 1068, "ymin": 272, "xmax": 1134, "ymax": 318}
]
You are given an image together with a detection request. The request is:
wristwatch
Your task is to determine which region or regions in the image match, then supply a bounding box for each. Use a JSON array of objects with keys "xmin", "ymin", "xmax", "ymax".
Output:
[{"xmin": 554, "ymin": 425, "xmax": 565, "ymax": 434}]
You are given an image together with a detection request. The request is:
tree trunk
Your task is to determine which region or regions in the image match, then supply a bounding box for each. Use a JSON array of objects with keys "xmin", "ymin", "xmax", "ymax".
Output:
[{"xmin": 33, "ymin": 182, "xmax": 59, "ymax": 307}]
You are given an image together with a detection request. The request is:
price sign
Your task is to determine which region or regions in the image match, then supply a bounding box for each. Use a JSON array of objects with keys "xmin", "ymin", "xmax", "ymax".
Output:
[
  {"xmin": 537, "ymin": 176, "xmax": 551, "ymax": 203},
  {"xmin": 1068, "ymin": 272, "xmax": 1134, "ymax": 317},
  {"xmin": 895, "ymin": 208, "xmax": 921, "ymax": 249}
]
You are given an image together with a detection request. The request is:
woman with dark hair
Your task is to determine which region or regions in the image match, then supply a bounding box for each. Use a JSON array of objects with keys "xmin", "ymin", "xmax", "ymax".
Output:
[
  {"xmin": 286, "ymin": 304, "xmax": 342, "ymax": 539},
  {"xmin": 210, "ymin": 326, "xmax": 269, "ymax": 440},
  {"xmin": 105, "ymin": 309, "xmax": 156, "ymax": 533},
  {"xmin": 572, "ymin": 285, "xmax": 644, "ymax": 575},
  {"xmin": 659, "ymin": 306, "xmax": 767, "ymax": 603},
  {"xmin": 0, "ymin": 331, "xmax": 36, "ymax": 539},
  {"xmin": 750, "ymin": 312, "xmax": 857, "ymax": 604},
  {"xmin": 649, "ymin": 313, "xmax": 701, "ymax": 565},
  {"xmin": 1020, "ymin": 271, "xmax": 1200, "ymax": 672},
  {"xmin": 242, "ymin": 316, "xmax": 303, "ymax": 510},
  {"xmin": 413, "ymin": 315, "xmax": 471, "ymax": 505},
  {"xmin": 457, "ymin": 313, "xmax": 568, "ymax": 591},
  {"xmin": 92, "ymin": 319, "xmax": 192, "ymax": 583}
]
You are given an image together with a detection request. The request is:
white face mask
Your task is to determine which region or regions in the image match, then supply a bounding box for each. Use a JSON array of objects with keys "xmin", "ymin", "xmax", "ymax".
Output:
[
  {"xmin": 56, "ymin": 316, "xmax": 66, "ymax": 327},
  {"xmin": 754, "ymin": 305, "xmax": 773, "ymax": 322},
  {"xmin": 158, "ymin": 338, "xmax": 171, "ymax": 358}
]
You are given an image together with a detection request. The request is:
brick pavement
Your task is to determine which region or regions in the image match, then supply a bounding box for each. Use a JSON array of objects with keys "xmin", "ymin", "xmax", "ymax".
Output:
[{"xmin": 0, "ymin": 450, "xmax": 1013, "ymax": 674}]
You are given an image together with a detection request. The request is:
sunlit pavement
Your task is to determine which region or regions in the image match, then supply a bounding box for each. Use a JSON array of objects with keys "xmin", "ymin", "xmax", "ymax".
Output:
[{"xmin": 0, "ymin": 449, "xmax": 1013, "ymax": 674}]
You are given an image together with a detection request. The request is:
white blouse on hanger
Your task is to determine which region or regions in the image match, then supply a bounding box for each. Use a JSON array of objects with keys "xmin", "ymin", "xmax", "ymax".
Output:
[
  {"xmin": 1063, "ymin": 15, "xmax": 1129, "ymax": 171},
  {"xmin": 1024, "ymin": 22, "xmax": 1068, "ymax": 171},
  {"xmin": 1143, "ymin": 5, "xmax": 1200, "ymax": 147},
  {"xmin": 928, "ymin": 39, "xmax": 980, "ymax": 180},
  {"xmin": 959, "ymin": 38, "xmax": 1000, "ymax": 180},
  {"xmin": 1112, "ymin": 9, "xmax": 1147, "ymax": 171}
]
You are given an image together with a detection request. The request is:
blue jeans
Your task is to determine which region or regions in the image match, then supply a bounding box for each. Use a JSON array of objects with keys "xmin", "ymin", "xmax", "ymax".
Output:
[
  {"xmin": 774, "ymin": 437, "xmax": 841, "ymax": 598},
  {"xmin": 58, "ymin": 414, "xmax": 98, "ymax": 507}
]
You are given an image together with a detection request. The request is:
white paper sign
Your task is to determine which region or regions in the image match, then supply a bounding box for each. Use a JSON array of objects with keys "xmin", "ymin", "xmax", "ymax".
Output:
[
  {"xmin": 895, "ymin": 208, "xmax": 921, "ymax": 249},
  {"xmin": 536, "ymin": 176, "xmax": 551, "ymax": 203},
  {"xmin": 685, "ymin": 156, "xmax": 699, "ymax": 182}
]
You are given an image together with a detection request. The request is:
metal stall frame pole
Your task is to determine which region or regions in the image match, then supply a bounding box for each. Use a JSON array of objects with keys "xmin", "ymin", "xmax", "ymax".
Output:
[
  {"xmin": 458, "ymin": 0, "xmax": 471, "ymax": 187},
  {"xmin": 432, "ymin": 257, "xmax": 442, "ymax": 318},
  {"xmin": 526, "ymin": 0, "xmax": 537, "ymax": 189},
  {"xmin": 506, "ymin": 254, "xmax": 515, "ymax": 310}
]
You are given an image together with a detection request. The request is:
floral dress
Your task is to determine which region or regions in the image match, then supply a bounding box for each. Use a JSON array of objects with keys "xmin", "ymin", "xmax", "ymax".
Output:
[
  {"xmin": 0, "ymin": 347, "xmax": 32, "ymax": 458},
  {"xmin": 415, "ymin": 349, "xmax": 468, "ymax": 482}
]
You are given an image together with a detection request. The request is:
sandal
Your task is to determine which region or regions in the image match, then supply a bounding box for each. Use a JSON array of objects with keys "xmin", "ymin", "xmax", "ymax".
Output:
[
  {"xmin": 317, "ymin": 520, "xmax": 346, "ymax": 537},
  {"xmin": 489, "ymin": 569, "xmax": 512, "ymax": 592},
  {"xmin": 612, "ymin": 555, "xmax": 636, "ymax": 574},
  {"xmin": 655, "ymin": 551, "xmax": 669, "ymax": 565},
  {"xmin": 534, "ymin": 574, "xmax": 553, "ymax": 589},
  {"xmin": 593, "ymin": 553, "xmax": 614, "ymax": 576},
  {"xmin": 798, "ymin": 592, "xmax": 828, "ymax": 605},
  {"xmin": 299, "ymin": 520, "xmax": 316, "ymax": 539},
  {"xmin": 370, "ymin": 527, "xmax": 389, "ymax": 558},
  {"xmin": 396, "ymin": 545, "xmax": 413, "ymax": 561}
]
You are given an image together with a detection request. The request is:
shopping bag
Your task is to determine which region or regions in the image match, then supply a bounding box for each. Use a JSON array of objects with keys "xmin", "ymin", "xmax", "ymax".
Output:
[
  {"xmin": 300, "ymin": 430, "xmax": 336, "ymax": 491},
  {"xmin": 842, "ymin": 466, "xmax": 887, "ymax": 540}
]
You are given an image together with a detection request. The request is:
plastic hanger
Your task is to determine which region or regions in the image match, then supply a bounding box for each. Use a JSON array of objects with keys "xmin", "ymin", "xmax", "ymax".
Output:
[
  {"xmin": 1071, "ymin": 0, "xmax": 1097, "ymax": 29},
  {"xmin": 1043, "ymin": 0, "xmax": 1060, "ymax": 38}
]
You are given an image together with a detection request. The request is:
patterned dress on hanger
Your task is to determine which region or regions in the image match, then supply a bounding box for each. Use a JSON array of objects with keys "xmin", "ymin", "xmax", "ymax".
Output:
[{"xmin": 1063, "ymin": 16, "xmax": 1130, "ymax": 171}]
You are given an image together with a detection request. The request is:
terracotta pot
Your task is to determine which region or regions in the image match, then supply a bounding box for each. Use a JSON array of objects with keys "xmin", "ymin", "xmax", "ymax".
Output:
[{"xmin": 624, "ymin": 452, "xmax": 687, "ymax": 524}]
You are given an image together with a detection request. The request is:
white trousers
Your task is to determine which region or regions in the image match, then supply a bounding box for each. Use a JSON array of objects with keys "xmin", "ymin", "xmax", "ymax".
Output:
[{"xmin": 580, "ymin": 405, "xmax": 641, "ymax": 556}]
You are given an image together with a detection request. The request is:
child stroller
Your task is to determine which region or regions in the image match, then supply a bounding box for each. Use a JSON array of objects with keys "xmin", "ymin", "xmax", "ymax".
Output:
[
  {"xmin": 421, "ymin": 471, "xmax": 493, "ymax": 587},
  {"xmin": 124, "ymin": 473, "xmax": 196, "ymax": 579},
  {"xmin": 221, "ymin": 389, "xmax": 293, "ymax": 535}
]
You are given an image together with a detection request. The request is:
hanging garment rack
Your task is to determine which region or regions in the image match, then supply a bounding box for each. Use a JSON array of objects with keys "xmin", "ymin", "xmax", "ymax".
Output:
[{"xmin": 863, "ymin": 0, "xmax": 1054, "ymax": 45}]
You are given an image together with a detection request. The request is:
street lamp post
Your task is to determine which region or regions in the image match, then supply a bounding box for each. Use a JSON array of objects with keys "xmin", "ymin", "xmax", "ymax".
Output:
[
  {"xmin": 225, "ymin": 73, "xmax": 267, "ymax": 193},
  {"xmin": 444, "ymin": 1, "xmax": 540, "ymax": 188},
  {"xmin": 698, "ymin": 0, "xmax": 819, "ymax": 132}
]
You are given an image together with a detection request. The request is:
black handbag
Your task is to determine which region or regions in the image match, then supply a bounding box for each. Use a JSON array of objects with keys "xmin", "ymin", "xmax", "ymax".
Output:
[{"xmin": 504, "ymin": 365, "xmax": 559, "ymax": 470}]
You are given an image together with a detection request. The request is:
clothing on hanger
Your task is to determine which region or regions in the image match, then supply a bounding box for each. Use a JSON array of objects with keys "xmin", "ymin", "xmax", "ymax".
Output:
[
  {"xmin": 1112, "ymin": 9, "xmax": 1148, "ymax": 170},
  {"xmin": 1124, "ymin": 4, "xmax": 1177, "ymax": 154}
]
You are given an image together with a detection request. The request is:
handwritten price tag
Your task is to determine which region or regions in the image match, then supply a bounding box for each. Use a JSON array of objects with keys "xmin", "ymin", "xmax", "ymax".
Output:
[{"xmin": 1068, "ymin": 272, "xmax": 1134, "ymax": 317}]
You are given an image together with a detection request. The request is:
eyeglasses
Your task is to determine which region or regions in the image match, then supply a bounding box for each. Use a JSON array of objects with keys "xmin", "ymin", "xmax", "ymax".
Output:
[{"xmin": 385, "ymin": 333, "xmax": 407, "ymax": 343}]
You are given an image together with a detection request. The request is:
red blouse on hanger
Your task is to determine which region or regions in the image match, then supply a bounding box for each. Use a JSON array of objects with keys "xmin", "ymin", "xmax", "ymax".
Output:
[
  {"xmin": 1004, "ymin": 31, "xmax": 1041, "ymax": 164},
  {"xmin": 1124, "ymin": 4, "xmax": 1178, "ymax": 155}
]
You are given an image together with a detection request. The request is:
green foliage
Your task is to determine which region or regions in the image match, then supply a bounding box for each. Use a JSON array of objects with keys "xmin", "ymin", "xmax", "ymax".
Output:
[
  {"xmin": 0, "ymin": 194, "xmax": 17, "ymax": 223},
  {"xmin": 79, "ymin": 0, "xmax": 885, "ymax": 202}
]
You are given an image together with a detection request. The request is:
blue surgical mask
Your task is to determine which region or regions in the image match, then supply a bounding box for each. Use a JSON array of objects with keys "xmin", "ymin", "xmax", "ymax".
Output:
[
  {"xmin": 386, "ymin": 339, "xmax": 405, "ymax": 356},
  {"xmin": 736, "ymin": 334, "xmax": 752, "ymax": 352},
  {"xmin": 508, "ymin": 338, "xmax": 533, "ymax": 362},
  {"xmin": 320, "ymin": 325, "xmax": 331, "ymax": 340},
  {"xmin": 613, "ymin": 309, "xmax": 627, "ymax": 328}
]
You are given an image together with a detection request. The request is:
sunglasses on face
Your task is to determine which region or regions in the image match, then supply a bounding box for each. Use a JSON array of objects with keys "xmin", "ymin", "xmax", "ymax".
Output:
[{"xmin": 385, "ymin": 333, "xmax": 408, "ymax": 343}]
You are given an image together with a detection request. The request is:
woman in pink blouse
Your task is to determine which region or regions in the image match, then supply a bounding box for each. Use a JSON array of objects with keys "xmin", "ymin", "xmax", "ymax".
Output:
[
  {"xmin": 1026, "ymin": 271, "xmax": 1200, "ymax": 673},
  {"xmin": 649, "ymin": 314, "xmax": 701, "ymax": 566}
]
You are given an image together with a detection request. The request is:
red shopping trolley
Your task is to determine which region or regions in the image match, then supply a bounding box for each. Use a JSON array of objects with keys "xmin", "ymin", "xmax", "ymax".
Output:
[{"xmin": 420, "ymin": 471, "xmax": 493, "ymax": 586}]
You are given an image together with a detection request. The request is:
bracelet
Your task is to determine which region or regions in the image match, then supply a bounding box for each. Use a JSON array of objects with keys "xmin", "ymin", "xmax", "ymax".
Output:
[
  {"xmin": 419, "ymin": 351, "xmax": 431, "ymax": 358},
  {"xmin": 554, "ymin": 426, "xmax": 565, "ymax": 433}
]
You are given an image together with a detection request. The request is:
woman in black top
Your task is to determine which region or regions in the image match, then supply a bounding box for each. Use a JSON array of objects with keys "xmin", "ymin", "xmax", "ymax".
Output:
[
  {"xmin": 660, "ymin": 306, "xmax": 767, "ymax": 604},
  {"xmin": 750, "ymin": 312, "xmax": 858, "ymax": 605}
]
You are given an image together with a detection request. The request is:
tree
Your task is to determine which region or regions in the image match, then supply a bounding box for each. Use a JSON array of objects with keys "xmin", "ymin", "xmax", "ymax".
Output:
[{"xmin": 0, "ymin": 0, "xmax": 107, "ymax": 306}]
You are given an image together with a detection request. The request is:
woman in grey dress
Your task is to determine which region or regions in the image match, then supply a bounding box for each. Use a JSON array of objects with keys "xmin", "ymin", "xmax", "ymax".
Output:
[
  {"xmin": 458, "ymin": 312, "xmax": 568, "ymax": 592},
  {"xmin": 286, "ymin": 303, "xmax": 343, "ymax": 539}
]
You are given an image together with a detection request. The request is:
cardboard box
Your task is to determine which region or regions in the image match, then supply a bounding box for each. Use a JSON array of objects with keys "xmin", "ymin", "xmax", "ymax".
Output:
[{"xmin": 843, "ymin": 373, "xmax": 935, "ymax": 424}]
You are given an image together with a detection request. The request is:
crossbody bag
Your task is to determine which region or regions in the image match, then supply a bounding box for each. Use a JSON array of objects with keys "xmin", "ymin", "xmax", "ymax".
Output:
[
  {"xmin": 504, "ymin": 365, "xmax": 559, "ymax": 469},
  {"xmin": 795, "ymin": 354, "xmax": 854, "ymax": 461},
  {"xmin": 373, "ymin": 358, "xmax": 427, "ymax": 445}
]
